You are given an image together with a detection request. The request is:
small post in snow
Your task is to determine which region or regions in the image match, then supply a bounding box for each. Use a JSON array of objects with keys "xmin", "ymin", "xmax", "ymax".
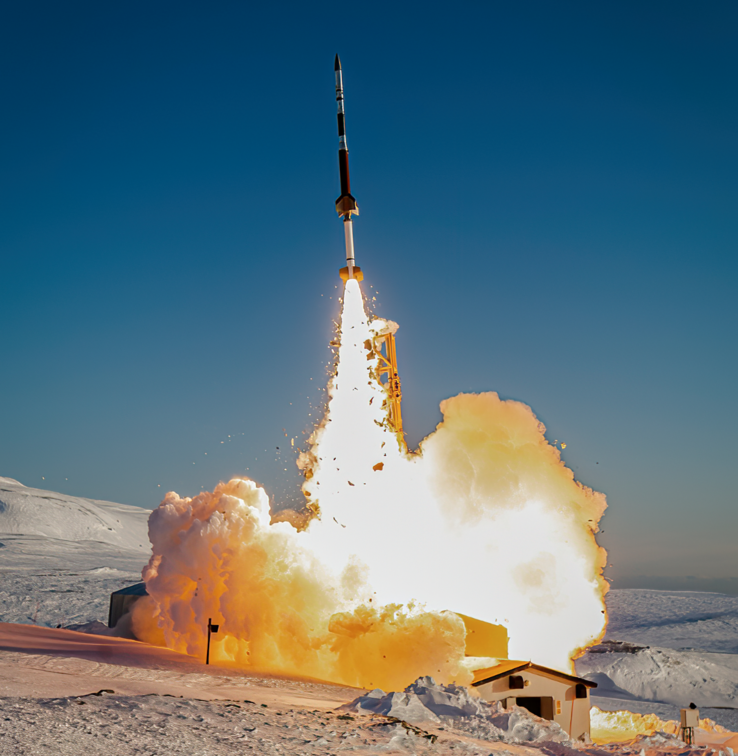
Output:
[
  {"xmin": 680, "ymin": 704, "xmax": 698, "ymax": 744},
  {"xmin": 206, "ymin": 617, "xmax": 219, "ymax": 665}
]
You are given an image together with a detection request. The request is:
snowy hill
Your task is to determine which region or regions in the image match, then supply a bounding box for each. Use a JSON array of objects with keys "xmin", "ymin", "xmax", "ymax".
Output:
[
  {"xmin": 0, "ymin": 477, "xmax": 150, "ymax": 554},
  {"xmin": 0, "ymin": 477, "xmax": 151, "ymax": 627},
  {"xmin": 601, "ymin": 589, "xmax": 738, "ymax": 654},
  {"xmin": 578, "ymin": 643, "xmax": 738, "ymax": 707}
]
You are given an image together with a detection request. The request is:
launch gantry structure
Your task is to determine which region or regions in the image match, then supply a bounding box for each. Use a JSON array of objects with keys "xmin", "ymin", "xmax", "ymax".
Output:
[{"xmin": 371, "ymin": 331, "xmax": 403, "ymax": 436}]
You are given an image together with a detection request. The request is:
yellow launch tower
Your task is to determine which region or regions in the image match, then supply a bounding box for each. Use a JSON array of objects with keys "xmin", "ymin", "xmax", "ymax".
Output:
[{"xmin": 372, "ymin": 330, "xmax": 403, "ymax": 436}]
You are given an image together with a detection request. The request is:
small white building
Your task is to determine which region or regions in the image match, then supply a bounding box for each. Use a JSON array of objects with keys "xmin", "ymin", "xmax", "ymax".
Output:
[{"xmin": 471, "ymin": 660, "xmax": 597, "ymax": 741}]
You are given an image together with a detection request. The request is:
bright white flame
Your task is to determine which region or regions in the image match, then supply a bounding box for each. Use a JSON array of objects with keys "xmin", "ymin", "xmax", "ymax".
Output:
[{"xmin": 300, "ymin": 279, "xmax": 607, "ymax": 671}]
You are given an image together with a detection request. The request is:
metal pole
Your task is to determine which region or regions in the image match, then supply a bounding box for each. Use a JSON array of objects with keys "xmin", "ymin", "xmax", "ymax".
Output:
[{"xmin": 206, "ymin": 617, "xmax": 211, "ymax": 665}]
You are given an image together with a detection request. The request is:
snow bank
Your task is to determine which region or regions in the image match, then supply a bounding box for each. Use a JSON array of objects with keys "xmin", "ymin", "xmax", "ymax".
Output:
[
  {"xmin": 340, "ymin": 675, "xmax": 570, "ymax": 744},
  {"xmin": 577, "ymin": 644, "xmax": 738, "ymax": 707},
  {"xmin": 0, "ymin": 477, "xmax": 150, "ymax": 553}
]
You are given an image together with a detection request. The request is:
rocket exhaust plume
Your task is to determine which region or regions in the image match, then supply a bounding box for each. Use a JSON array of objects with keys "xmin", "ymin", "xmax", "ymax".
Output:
[
  {"xmin": 299, "ymin": 280, "xmax": 608, "ymax": 671},
  {"xmin": 133, "ymin": 56, "xmax": 608, "ymax": 688},
  {"xmin": 134, "ymin": 280, "xmax": 607, "ymax": 685}
]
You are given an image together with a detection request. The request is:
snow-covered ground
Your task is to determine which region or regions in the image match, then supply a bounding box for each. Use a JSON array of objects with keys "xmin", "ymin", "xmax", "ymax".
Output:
[
  {"xmin": 1, "ymin": 477, "xmax": 737, "ymax": 753},
  {"xmin": 0, "ymin": 691, "xmax": 578, "ymax": 756},
  {"xmin": 0, "ymin": 694, "xmax": 401, "ymax": 756}
]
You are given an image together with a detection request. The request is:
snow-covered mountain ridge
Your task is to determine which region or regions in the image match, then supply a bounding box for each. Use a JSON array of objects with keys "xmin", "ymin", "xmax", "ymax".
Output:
[{"xmin": 0, "ymin": 477, "xmax": 150, "ymax": 553}]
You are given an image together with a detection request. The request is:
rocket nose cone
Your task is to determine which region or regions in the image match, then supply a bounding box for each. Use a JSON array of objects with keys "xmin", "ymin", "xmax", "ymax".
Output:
[{"xmin": 334, "ymin": 54, "xmax": 342, "ymax": 71}]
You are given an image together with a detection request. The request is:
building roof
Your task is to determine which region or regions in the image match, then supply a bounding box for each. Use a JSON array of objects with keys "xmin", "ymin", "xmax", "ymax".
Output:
[
  {"xmin": 111, "ymin": 582, "xmax": 148, "ymax": 597},
  {"xmin": 471, "ymin": 660, "xmax": 597, "ymax": 689}
]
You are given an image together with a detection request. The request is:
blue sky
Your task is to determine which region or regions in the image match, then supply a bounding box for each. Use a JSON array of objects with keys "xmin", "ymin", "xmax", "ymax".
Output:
[{"xmin": 1, "ymin": 1, "xmax": 736, "ymax": 591}]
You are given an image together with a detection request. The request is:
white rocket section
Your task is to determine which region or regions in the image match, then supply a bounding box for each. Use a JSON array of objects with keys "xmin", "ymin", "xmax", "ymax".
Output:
[{"xmin": 343, "ymin": 218, "xmax": 355, "ymax": 279}]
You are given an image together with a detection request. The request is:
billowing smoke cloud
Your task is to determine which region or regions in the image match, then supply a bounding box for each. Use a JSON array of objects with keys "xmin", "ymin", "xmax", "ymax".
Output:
[
  {"xmin": 133, "ymin": 479, "xmax": 472, "ymax": 690},
  {"xmin": 419, "ymin": 391, "xmax": 608, "ymax": 664},
  {"xmin": 137, "ymin": 278, "xmax": 607, "ymax": 686}
]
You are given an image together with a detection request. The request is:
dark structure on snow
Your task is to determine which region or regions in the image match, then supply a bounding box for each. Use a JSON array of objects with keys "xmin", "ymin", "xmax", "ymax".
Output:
[{"xmin": 108, "ymin": 582, "xmax": 148, "ymax": 628}]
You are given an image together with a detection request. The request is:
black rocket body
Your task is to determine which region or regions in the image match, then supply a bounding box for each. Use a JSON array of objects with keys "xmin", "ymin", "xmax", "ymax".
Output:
[{"xmin": 335, "ymin": 54, "xmax": 362, "ymax": 282}]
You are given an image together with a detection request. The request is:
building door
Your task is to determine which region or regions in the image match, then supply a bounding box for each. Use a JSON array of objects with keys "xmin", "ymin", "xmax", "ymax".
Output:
[{"xmin": 515, "ymin": 697, "xmax": 555, "ymax": 720}]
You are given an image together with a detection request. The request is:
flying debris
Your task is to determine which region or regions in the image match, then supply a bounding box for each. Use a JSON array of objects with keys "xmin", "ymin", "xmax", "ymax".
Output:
[{"xmin": 334, "ymin": 54, "xmax": 363, "ymax": 283}]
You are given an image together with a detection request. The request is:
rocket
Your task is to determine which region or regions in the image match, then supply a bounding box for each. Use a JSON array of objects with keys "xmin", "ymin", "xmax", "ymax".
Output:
[{"xmin": 334, "ymin": 54, "xmax": 363, "ymax": 283}]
